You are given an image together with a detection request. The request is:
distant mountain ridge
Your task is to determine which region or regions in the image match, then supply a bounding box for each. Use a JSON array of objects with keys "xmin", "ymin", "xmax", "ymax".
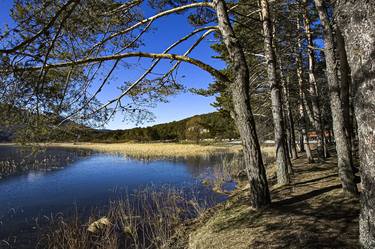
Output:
[
  {"xmin": 85, "ymin": 112, "xmax": 238, "ymax": 142},
  {"xmin": 0, "ymin": 111, "xmax": 238, "ymax": 142}
]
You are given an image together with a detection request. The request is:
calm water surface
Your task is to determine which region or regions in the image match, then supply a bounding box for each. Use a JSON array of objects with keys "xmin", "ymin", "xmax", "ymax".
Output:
[{"xmin": 0, "ymin": 146, "xmax": 227, "ymax": 247}]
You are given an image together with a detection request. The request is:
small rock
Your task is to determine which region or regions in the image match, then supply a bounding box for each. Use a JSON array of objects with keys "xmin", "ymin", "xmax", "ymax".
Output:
[{"xmin": 87, "ymin": 217, "xmax": 111, "ymax": 233}]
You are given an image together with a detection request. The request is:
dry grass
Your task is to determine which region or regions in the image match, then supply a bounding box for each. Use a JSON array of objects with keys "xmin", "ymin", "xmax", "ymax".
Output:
[
  {"xmin": 37, "ymin": 186, "xmax": 212, "ymax": 249},
  {"xmin": 44, "ymin": 142, "xmax": 241, "ymax": 158},
  {"xmin": 186, "ymin": 150, "xmax": 360, "ymax": 249},
  {"xmin": 198, "ymin": 147, "xmax": 275, "ymax": 194}
]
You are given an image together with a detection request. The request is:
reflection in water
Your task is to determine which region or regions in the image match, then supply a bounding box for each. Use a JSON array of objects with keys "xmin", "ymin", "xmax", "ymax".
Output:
[
  {"xmin": 0, "ymin": 146, "xmax": 228, "ymax": 249},
  {"xmin": 26, "ymin": 172, "xmax": 46, "ymax": 182},
  {"xmin": 0, "ymin": 145, "xmax": 92, "ymax": 179}
]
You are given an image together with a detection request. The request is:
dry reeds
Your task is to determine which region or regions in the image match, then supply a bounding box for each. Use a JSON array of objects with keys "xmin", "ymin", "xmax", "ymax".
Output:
[
  {"xmin": 203, "ymin": 147, "xmax": 276, "ymax": 193},
  {"xmin": 38, "ymin": 185, "xmax": 212, "ymax": 249},
  {"xmin": 46, "ymin": 142, "xmax": 241, "ymax": 159}
]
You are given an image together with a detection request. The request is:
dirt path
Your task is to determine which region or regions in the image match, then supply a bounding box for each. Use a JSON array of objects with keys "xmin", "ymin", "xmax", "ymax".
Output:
[{"xmin": 185, "ymin": 151, "xmax": 360, "ymax": 249}]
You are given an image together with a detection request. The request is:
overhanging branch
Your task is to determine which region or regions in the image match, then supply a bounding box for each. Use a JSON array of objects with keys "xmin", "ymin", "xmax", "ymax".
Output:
[
  {"xmin": 90, "ymin": 2, "xmax": 214, "ymax": 50},
  {"xmin": 16, "ymin": 51, "xmax": 228, "ymax": 82}
]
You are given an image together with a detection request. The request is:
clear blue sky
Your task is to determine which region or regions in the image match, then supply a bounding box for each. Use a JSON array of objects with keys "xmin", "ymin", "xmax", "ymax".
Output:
[{"xmin": 0, "ymin": 1, "xmax": 225, "ymax": 130}]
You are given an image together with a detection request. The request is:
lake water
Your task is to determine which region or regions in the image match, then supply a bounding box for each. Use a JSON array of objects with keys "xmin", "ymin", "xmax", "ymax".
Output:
[{"xmin": 0, "ymin": 146, "xmax": 228, "ymax": 248}]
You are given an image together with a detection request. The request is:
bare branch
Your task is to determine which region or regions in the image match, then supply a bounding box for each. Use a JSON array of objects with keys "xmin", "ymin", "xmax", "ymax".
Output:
[{"xmin": 90, "ymin": 2, "xmax": 214, "ymax": 50}]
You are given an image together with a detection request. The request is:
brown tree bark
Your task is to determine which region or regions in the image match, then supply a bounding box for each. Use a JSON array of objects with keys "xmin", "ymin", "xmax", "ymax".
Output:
[
  {"xmin": 302, "ymin": 0, "xmax": 329, "ymax": 158},
  {"xmin": 335, "ymin": 0, "xmax": 375, "ymax": 247},
  {"xmin": 313, "ymin": 0, "xmax": 358, "ymax": 195},
  {"xmin": 260, "ymin": 0, "xmax": 291, "ymax": 185},
  {"xmin": 214, "ymin": 0, "xmax": 271, "ymax": 208}
]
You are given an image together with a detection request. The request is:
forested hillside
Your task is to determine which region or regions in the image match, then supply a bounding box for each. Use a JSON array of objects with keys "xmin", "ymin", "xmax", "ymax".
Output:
[
  {"xmin": 85, "ymin": 112, "xmax": 240, "ymax": 142},
  {"xmin": 0, "ymin": 111, "xmax": 244, "ymax": 143}
]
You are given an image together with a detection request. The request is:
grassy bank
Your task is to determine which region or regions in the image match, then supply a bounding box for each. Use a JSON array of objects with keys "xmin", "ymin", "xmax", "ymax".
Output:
[
  {"xmin": 171, "ymin": 150, "xmax": 359, "ymax": 249},
  {"xmin": 45, "ymin": 142, "xmax": 242, "ymax": 158}
]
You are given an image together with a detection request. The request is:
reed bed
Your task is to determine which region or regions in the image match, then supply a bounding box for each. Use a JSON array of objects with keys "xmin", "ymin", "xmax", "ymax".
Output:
[
  {"xmin": 37, "ymin": 185, "xmax": 213, "ymax": 249},
  {"xmin": 204, "ymin": 148, "xmax": 276, "ymax": 193},
  {"xmin": 47, "ymin": 142, "xmax": 241, "ymax": 159}
]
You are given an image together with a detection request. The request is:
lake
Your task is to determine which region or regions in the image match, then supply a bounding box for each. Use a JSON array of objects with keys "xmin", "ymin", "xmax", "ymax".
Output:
[{"xmin": 0, "ymin": 146, "xmax": 229, "ymax": 248}]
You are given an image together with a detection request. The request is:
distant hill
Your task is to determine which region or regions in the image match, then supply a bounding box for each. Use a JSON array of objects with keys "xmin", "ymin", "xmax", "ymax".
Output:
[
  {"xmin": 0, "ymin": 110, "xmax": 239, "ymax": 143},
  {"xmin": 84, "ymin": 112, "xmax": 239, "ymax": 142}
]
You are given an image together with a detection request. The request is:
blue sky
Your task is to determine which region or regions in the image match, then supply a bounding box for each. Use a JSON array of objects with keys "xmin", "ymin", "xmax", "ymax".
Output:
[{"xmin": 0, "ymin": 1, "xmax": 225, "ymax": 130}]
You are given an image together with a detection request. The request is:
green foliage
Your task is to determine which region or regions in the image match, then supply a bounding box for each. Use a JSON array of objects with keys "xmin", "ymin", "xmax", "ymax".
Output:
[{"xmin": 79, "ymin": 112, "xmax": 239, "ymax": 143}]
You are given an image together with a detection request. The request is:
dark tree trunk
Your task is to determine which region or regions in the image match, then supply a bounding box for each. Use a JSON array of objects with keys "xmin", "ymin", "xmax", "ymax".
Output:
[
  {"xmin": 214, "ymin": 0, "xmax": 271, "ymax": 208},
  {"xmin": 285, "ymin": 76, "xmax": 298, "ymax": 160},
  {"xmin": 335, "ymin": 27, "xmax": 354, "ymax": 160},
  {"xmin": 314, "ymin": 0, "xmax": 358, "ymax": 195},
  {"xmin": 302, "ymin": 0, "xmax": 329, "ymax": 158},
  {"xmin": 280, "ymin": 64, "xmax": 298, "ymax": 160},
  {"xmin": 335, "ymin": 0, "xmax": 375, "ymax": 247},
  {"xmin": 299, "ymin": 133, "xmax": 305, "ymax": 152},
  {"xmin": 260, "ymin": 0, "xmax": 291, "ymax": 185}
]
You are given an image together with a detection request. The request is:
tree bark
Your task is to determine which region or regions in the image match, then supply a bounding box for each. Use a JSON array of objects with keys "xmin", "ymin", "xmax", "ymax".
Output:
[
  {"xmin": 335, "ymin": 0, "xmax": 375, "ymax": 247},
  {"xmin": 285, "ymin": 77, "xmax": 298, "ymax": 160},
  {"xmin": 302, "ymin": 90, "xmax": 315, "ymax": 126},
  {"xmin": 313, "ymin": 0, "xmax": 358, "ymax": 195},
  {"xmin": 302, "ymin": 0, "xmax": 329, "ymax": 158},
  {"xmin": 214, "ymin": 0, "xmax": 271, "ymax": 208},
  {"xmin": 260, "ymin": 0, "xmax": 291, "ymax": 185},
  {"xmin": 296, "ymin": 18, "xmax": 314, "ymax": 163},
  {"xmin": 296, "ymin": 52, "xmax": 315, "ymax": 163},
  {"xmin": 299, "ymin": 133, "xmax": 305, "ymax": 152},
  {"xmin": 280, "ymin": 62, "xmax": 298, "ymax": 160},
  {"xmin": 335, "ymin": 26, "xmax": 354, "ymax": 159}
]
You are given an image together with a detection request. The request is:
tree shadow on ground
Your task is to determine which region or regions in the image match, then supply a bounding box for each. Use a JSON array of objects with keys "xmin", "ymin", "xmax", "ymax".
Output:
[{"xmin": 199, "ymin": 150, "xmax": 360, "ymax": 249}]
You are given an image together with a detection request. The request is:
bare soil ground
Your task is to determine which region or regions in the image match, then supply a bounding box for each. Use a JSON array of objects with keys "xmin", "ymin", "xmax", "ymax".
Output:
[{"xmin": 172, "ymin": 150, "xmax": 360, "ymax": 249}]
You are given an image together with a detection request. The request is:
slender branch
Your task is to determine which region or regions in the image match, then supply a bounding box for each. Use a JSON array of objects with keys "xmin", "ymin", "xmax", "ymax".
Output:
[
  {"xmin": 57, "ymin": 26, "xmax": 223, "ymax": 125},
  {"xmin": 307, "ymin": 45, "xmax": 324, "ymax": 51},
  {"xmin": 102, "ymin": 0, "xmax": 142, "ymax": 16},
  {"xmin": 158, "ymin": 29, "xmax": 216, "ymax": 83},
  {"xmin": 0, "ymin": 0, "xmax": 78, "ymax": 54},
  {"xmin": 16, "ymin": 51, "xmax": 226, "ymax": 82},
  {"xmin": 36, "ymin": 1, "xmax": 80, "ymax": 115},
  {"xmin": 90, "ymin": 2, "xmax": 214, "ymax": 50}
]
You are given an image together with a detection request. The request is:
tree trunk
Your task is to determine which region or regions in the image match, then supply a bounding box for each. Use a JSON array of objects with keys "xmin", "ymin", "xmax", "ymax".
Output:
[
  {"xmin": 280, "ymin": 63, "xmax": 298, "ymax": 160},
  {"xmin": 299, "ymin": 132, "xmax": 305, "ymax": 152},
  {"xmin": 285, "ymin": 77, "xmax": 298, "ymax": 160},
  {"xmin": 335, "ymin": 0, "xmax": 375, "ymax": 247},
  {"xmin": 296, "ymin": 53, "xmax": 315, "ymax": 163},
  {"xmin": 302, "ymin": 0, "xmax": 329, "ymax": 158},
  {"xmin": 335, "ymin": 26, "xmax": 353, "ymax": 160},
  {"xmin": 302, "ymin": 90, "xmax": 315, "ymax": 126},
  {"xmin": 313, "ymin": 0, "xmax": 358, "ymax": 195},
  {"xmin": 296, "ymin": 18, "xmax": 314, "ymax": 163},
  {"xmin": 214, "ymin": 0, "xmax": 271, "ymax": 208},
  {"xmin": 260, "ymin": 0, "xmax": 291, "ymax": 185}
]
